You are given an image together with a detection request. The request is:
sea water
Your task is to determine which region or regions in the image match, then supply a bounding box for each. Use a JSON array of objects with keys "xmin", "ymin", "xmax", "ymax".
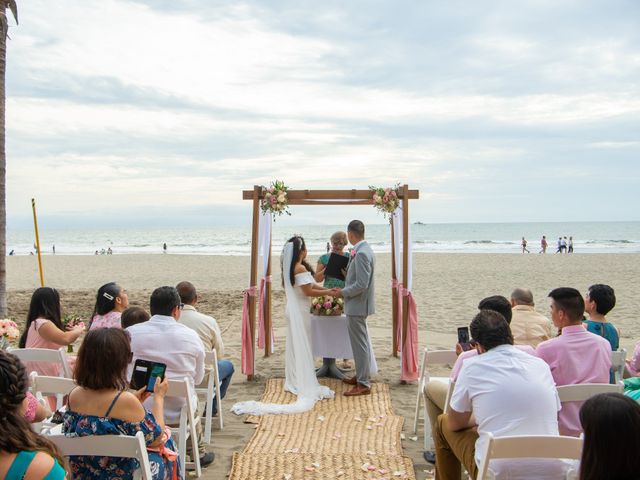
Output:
[{"xmin": 6, "ymin": 221, "xmax": 640, "ymax": 256}]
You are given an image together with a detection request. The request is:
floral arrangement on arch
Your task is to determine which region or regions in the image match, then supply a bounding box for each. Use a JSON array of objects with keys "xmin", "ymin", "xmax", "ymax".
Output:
[
  {"xmin": 310, "ymin": 295, "xmax": 344, "ymax": 316},
  {"xmin": 369, "ymin": 184, "xmax": 400, "ymax": 219},
  {"xmin": 0, "ymin": 319, "xmax": 20, "ymax": 349},
  {"xmin": 260, "ymin": 180, "xmax": 291, "ymax": 219}
]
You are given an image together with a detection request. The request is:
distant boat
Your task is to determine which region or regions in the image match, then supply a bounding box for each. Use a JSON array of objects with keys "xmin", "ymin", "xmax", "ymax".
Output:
[{"xmin": 414, "ymin": 221, "xmax": 426, "ymax": 225}]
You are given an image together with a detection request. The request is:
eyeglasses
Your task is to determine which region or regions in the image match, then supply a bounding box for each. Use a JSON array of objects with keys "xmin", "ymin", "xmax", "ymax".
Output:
[{"xmin": 179, "ymin": 303, "xmax": 185, "ymax": 310}]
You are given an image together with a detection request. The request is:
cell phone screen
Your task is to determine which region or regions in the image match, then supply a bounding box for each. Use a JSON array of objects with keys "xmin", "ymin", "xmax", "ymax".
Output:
[
  {"xmin": 130, "ymin": 361, "xmax": 149, "ymax": 390},
  {"xmin": 457, "ymin": 327, "xmax": 470, "ymax": 344},
  {"xmin": 146, "ymin": 363, "xmax": 166, "ymax": 392}
]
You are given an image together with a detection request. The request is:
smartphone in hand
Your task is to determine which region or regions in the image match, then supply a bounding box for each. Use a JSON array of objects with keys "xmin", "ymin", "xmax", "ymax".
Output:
[
  {"xmin": 457, "ymin": 326, "xmax": 474, "ymax": 352},
  {"xmin": 130, "ymin": 359, "xmax": 167, "ymax": 392}
]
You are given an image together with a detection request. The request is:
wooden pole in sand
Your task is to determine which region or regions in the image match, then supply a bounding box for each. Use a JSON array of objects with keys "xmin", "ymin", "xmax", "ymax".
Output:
[
  {"xmin": 390, "ymin": 218, "xmax": 398, "ymax": 357},
  {"xmin": 401, "ymin": 185, "xmax": 410, "ymax": 356},
  {"xmin": 31, "ymin": 199, "xmax": 44, "ymax": 287},
  {"xmin": 264, "ymin": 230, "xmax": 272, "ymax": 357},
  {"xmin": 248, "ymin": 185, "xmax": 261, "ymax": 380}
]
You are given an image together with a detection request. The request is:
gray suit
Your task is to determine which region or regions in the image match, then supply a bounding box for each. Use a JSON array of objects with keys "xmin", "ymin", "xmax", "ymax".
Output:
[{"xmin": 342, "ymin": 240, "xmax": 375, "ymax": 387}]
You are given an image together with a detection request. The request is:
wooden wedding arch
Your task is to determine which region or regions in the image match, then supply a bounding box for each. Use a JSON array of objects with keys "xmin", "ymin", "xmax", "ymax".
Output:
[{"xmin": 242, "ymin": 185, "xmax": 419, "ymax": 380}]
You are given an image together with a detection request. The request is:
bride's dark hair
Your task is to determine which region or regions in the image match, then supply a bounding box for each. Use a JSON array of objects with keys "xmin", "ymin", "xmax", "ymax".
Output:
[{"xmin": 283, "ymin": 236, "xmax": 315, "ymax": 287}]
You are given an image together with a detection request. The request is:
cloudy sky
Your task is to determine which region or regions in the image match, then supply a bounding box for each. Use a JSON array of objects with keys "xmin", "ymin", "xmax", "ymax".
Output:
[{"xmin": 6, "ymin": 0, "xmax": 640, "ymax": 228}]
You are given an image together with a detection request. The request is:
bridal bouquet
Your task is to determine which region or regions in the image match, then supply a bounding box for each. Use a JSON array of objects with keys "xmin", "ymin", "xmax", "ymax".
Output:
[
  {"xmin": 261, "ymin": 180, "xmax": 291, "ymax": 218},
  {"xmin": 310, "ymin": 295, "xmax": 344, "ymax": 316},
  {"xmin": 369, "ymin": 184, "xmax": 400, "ymax": 219},
  {"xmin": 0, "ymin": 319, "xmax": 20, "ymax": 349},
  {"xmin": 62, "ymin": 314, "xmax": 85, "ymax": 352}
]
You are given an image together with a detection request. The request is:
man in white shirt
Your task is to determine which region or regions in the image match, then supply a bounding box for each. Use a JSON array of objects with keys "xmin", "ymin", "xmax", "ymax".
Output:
[
  {"xmin": 177, "ymin": 281, "xmax": 234, "ymax": 416},
  {"xmin": 434, "ymin": 310, "xmax": 563, "ymax": 480},
  {"xmin": 509, "ymin": 288, "xmax": 553, "ymax": 348},
  {"xmin": 127, "ymin": 286, "xmax": 214, "ymax": 467}
]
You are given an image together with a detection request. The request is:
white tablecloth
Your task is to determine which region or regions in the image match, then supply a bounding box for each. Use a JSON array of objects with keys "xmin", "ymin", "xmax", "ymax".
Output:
[{"xmin": 310, "ymin": 314, "xmax": 378, "ymax": 375}]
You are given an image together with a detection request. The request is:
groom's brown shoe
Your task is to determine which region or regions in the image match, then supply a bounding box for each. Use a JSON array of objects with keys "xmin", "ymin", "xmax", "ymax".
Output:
[
  {"xmin": 344, "ymin": 384, "xmax": 371, "ymax": 397},
  {"xmin": 343, "ymin": 376, "xmax": 358, "ymax": 385}
]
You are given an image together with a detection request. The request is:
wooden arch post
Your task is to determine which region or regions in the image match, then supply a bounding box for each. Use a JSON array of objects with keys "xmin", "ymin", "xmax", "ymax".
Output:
[{"xmin": 242, "ymin": 187, "xmax": 419, "ymax": 380}]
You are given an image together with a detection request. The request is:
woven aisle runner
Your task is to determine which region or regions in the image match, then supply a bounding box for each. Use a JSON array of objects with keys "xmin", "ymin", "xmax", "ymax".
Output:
[{"xmin": 229, "ymin": 378, "xmax": 416, "ymax": 480}]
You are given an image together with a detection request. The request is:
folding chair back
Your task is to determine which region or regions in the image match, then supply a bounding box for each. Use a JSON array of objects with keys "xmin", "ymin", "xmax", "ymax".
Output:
[
  {"xmin": 413, "ymin": 348, "xmax": 457, "ymax": 433},
  {"xmin": 167, "ymin": 377, "xmax": 202, "ymax": 478},
  {"xmin": 195, "ymin": 349, "xmax": 223, "ymax": 445},
  {"xmin": 9, "ymin": 347, "xmax": 72, "ymax": 378},
  {"xmin": 29, "ymin": 372, "xmax": 76, "ymax": 428},
  {"xmin": 477, "ymin": 433, "xmax": 583, "ymax": 480},
  {"xmin": 48, "ymin": 431, "xmax": 152, "ymax": 480},
  {"xmin": 556, "ymin": 382, "xmax": 623, "ymax": 403},
  {"xmin": 611, "ymin": 349, "xmax": 627, "ymax": 384}
]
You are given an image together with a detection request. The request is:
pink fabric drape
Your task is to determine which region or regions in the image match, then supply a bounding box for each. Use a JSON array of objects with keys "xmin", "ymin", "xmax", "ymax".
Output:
[
  {"xmin": 401, "ymin": 289, "xmax": 419, "ymax": 382},
  {"xmin": 257, "ymin": 276, "xmax": 274, "ymax": 349},
  {"xmin": 241, "ymin": 286, "xmax": 257, "ymax": 375}
]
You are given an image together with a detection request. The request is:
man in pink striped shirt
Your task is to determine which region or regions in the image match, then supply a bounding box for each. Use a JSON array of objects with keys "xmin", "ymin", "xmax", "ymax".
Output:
[{"xmin": 536, "ymin": 287, "xmax": 611, "ymax": 436}]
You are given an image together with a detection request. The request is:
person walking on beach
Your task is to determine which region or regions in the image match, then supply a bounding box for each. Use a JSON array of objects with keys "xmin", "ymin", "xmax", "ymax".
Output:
[
  {"xmin": 521, "ymin": 237, "xmax": 530, "ymax": 254},
  {"xmin": 163, "ymin": 242, "xmax": 167, "ymax": 254},
  {"xmin": 568, "ymin": 236, "xmax": 574, "ymax": 253},
  {"xmin": 561, "ymin": 236, "xmax": 568, "ymax": 253},
  {"xmin": 540, "ymin": 235, "xmax": 548, "ymax": 253},
  {"xmin": 555, "ymin": 237, "xmax": 562, "ymax": 254}
]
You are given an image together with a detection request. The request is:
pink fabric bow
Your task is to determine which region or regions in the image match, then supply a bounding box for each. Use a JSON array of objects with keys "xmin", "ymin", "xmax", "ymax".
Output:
[{"xmin": 241, "ymin": 286, "xmax": 257, "ymax": 375}]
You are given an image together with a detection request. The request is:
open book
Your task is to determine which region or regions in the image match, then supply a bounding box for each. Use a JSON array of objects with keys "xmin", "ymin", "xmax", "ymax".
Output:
[{"xmin": 324, "ymin": 253, "xmax": 349, "ymax": 281}]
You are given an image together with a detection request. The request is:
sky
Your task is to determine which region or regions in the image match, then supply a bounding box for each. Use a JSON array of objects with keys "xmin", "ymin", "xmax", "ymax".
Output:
[{"xmin": 5, "ymin": 0, "xmax": 640, "ymax": 229}]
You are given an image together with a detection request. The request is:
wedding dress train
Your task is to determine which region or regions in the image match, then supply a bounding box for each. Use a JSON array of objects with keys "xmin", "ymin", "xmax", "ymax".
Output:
[{"xmin": 231, "ymin": 242, "xmax": 334, "ymax": 415}]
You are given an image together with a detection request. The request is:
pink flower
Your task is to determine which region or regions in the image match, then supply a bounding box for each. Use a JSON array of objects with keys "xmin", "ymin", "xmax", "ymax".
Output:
[
  {"xmin": 315, "ymin": 304, "xmax": 321, "ymax": 310},
  {"xmin": 391, "ymin": 190, "xmax": 397, "ymax": 198},
  {"xmin": 383, "ymin": 195, "xmax": 389, "ymax": 203},
  {"xmin": 270, "ymin": 196, "xmax": 276, "ymax": 205},
  {"xmin": 350, "ymin": 249, "xmax": 356, "ymax": 258},
  {"xmin": 323, "ymin": 301, "xmax": 332, "ymax": 309}
]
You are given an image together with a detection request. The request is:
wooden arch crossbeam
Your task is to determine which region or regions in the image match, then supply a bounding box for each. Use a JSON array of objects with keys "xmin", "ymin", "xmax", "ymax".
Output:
[{"xmin": 242, "ymin": 186, "xmax": 419, "ymax": 380}]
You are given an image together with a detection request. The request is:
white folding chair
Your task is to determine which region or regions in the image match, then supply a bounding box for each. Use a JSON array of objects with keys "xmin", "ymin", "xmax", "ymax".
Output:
[
  {"xmin": 9, "ymin": 347, "xmax": 72, "ymax": 378},
  {"xmin": 557, "ymin": 382, "xmax": 623, "ymax": 402},
  {"xmin": 29, "ymin": 372, "xmax": 77, "ymax": 431},
  {"xmin": 167, "ymin": 377, "xmax": 202, "ymax": 478},
  {"xmin": 49, "ymin": 431, "xmax": 152, "ymax": 480},
  {"xmin": 195, "ymin": 349, "xmax": 223, "ymax": 445},
  {"xmin": 413, "ymin": 348, "xmax": 457, "ymax": 433},
  {"xmin": 611, "ymin": 348, "xmax": 627, "ymax": 384},
  {"xmin": 476, "ymin": 433, "xmax": 583, "ymax": 480}
]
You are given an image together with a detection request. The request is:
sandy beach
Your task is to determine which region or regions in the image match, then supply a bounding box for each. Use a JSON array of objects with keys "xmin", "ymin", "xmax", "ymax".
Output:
[{"xmin": 6, "ymin": 253, "xmax": 640, "ymax": 479}]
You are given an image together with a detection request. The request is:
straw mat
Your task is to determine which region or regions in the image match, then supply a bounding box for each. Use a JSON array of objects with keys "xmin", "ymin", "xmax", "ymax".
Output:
[
  {"xmin": 244, "ymin": 411, "xmax": 404, "ymax": 455},
  {"xmin": 244, "ymin": 378, "xmax": 393, "ymax": 424},
  {"xmin": 229, "ymin": 377, "xmax": 416, "ymax": 480},
  {"xmin": 229, "ymin": 453, "xmax": 415, "ymax": 480}
]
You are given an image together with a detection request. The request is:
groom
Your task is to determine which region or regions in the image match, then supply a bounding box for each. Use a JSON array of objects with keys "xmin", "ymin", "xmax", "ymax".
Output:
[{"xmin": 333, "ymin": 220, "xmax": 375, "ymax": 397}]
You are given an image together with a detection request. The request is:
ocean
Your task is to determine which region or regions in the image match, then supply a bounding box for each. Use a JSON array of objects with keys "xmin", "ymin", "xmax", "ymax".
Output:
[{"xmin": 6, "ymin": 221, "xmax": 640, "ymax": 256}]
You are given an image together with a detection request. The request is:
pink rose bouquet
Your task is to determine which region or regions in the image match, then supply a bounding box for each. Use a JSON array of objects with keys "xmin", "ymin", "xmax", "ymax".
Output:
[
  {"xmin": 260, "ymin": 180, "xmax": 291, "ymax": 219},
  {"xmin": 369, "ymin": 184, "xmax": 400, "ymax": 219},
  {"xmin": 310, "ymin": 295, "xmax": 344, "ymax": 316},
  {"xmin": 0, "ymin": 319, "xmax": 20, "ymax": 349}
]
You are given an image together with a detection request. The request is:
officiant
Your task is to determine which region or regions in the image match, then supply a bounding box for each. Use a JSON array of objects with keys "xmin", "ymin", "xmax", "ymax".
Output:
[{"xmin": 314, "ymin": 231, "xmax": 351, "ymax": 378}]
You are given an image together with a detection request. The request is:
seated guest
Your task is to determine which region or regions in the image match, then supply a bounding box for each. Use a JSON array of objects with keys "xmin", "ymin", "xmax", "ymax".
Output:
[
  {"xmin": 434, "ymin": 310, "xmax": 564, "ymax": 480},
  {"xmin": 19, "ymin": 287, "xmax": 84, "ymax": 408},
  {"xmin": 176, "ymin": 281, "xmax": 234, "ymax": 417},
  {"xmin": 578, "ymin": 393, "xmax": 640, "ymax": 480},
  {"xmin": 509, "ymin": 288, "xmax": 552, "ymax": 347},
  {"xmin": 536, "ymin": 287, "xmax": 611, "ymax": 436},
  {"xmin": 583, "ymin": 284, "xmax": 619, "ymax": 351},
  {"xmin": 63, "ymin": 328, "xmax": 180, "ymax": 479},
  {"xmin": 121, "ymin": 306, "xmax": 151, "ymax": 329},
  {"xmin": 626, "ymin": 339, "xmax": 640, "ymax": 376},
  {"xmin": 89, "ymin": 282, "xmax": 130, "ymax": 330},
  {"xmin": 127, "ymin": 286, "xmax": 213, "ymax": 467},
  {"xmin": 0, "ymin": 350, "xmax": 66, "ymax": 479},
  {"xmin": 423, "ymin": 295, "xmax": 535, "ymax": 464}
]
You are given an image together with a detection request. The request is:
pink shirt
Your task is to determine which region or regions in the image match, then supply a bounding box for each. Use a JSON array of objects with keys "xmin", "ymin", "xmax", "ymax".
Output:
[
  {"xmin": 627, "ymin": 340, "xmax": 640, "ymax": 376},
  {"xmin": 536, "ymin": 324, "xmax": 612, "ymax": 436},
  {"xmin": 25, "ymin": 319, "xmax": 66, "ymax": 377},
  {"xmin": 450, "ymin": 344, "xmax": 536, "ymax": 381},
  {"xmin": 89, "ymin": 310, "xmax": 122, "ymax": 330}
]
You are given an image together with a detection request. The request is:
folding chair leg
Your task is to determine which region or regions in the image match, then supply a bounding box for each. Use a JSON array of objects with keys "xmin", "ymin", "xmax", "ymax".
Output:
[
  {"xmin": 413, "ymin": 382, "xmax": 422, "ymax": 434},
  {"xmin": 189, "ymin": 415, "xmax": 202, "ymax": 478}
]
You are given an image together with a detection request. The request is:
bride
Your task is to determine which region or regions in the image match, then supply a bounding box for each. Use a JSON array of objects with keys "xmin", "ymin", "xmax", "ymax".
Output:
[{"xmin": 232, "ymin": 236, "xmax": 335, "ymax": 415}]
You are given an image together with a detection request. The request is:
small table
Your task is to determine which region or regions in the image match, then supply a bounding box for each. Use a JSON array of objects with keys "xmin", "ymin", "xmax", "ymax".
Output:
[{"xmin": 310, "ymin": 314, "xmax": 378, "ymax": 376}]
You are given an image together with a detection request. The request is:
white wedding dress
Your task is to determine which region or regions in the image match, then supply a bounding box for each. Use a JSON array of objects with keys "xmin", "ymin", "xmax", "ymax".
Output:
[{"xmin": 231, "ymin": 242, "xmax": 334, "ymax": 415}]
